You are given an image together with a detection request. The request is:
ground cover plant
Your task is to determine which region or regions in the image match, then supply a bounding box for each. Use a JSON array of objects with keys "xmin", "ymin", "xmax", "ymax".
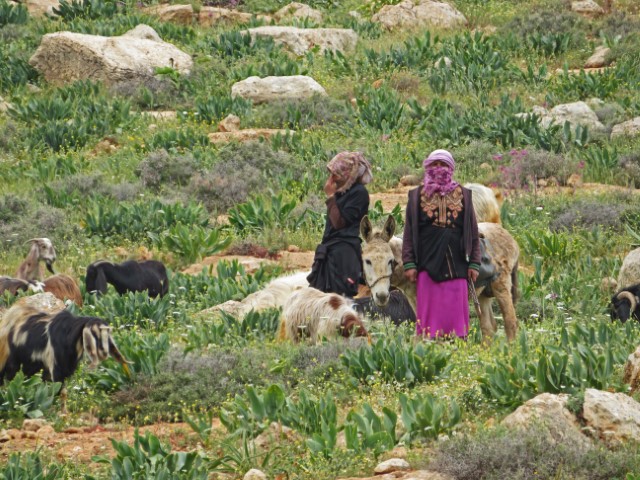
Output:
[{"xmin": 1, "ymin": 0, "xmax": 640, "ymax": 478}]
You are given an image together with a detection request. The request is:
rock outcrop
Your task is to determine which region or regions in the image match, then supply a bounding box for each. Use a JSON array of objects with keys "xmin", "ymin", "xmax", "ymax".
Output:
[
  {"xmin": 273, "ymin": 2, "xmax": 323, "ymax": 24},
  {"xmin": 231, "ymin": 75, "xmax": 327, "ymax": 104},
  {"xmin": 372, "ymin": 0, "xmax": 467, "ymax": 30},
  {"xmin": 29, "ymin": 25, "xmax": 192, "ymax": 87},
  {"xmin": 245, "ymin": 26, "xmax": 357, "ymax": 55},
  {"xmin": 611, "ymin": 117, "xmax": 640, "ymax": 138}
]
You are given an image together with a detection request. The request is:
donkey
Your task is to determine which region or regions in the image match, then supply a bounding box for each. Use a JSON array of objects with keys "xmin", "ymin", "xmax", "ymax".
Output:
[{"xmin": 360, "ymin": 215, "xmax": 520, "ymax": 342}]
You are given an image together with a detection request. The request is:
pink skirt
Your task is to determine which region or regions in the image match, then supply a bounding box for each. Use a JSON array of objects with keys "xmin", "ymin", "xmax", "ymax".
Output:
[{"xmin": 416, "ymin": 271, "xmax": 469, "ymax": 339}]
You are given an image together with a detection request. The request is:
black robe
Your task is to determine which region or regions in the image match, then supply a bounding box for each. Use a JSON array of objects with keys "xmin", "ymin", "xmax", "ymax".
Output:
[{"xmin": 307, "ymin": 183, "xmax": 369, "ymax": 297}]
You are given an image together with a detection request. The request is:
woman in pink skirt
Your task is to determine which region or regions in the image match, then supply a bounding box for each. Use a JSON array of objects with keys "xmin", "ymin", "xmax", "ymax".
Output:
[{"xmin": 401, "ymin": 150, "xmax": 481, "ymax": 339}]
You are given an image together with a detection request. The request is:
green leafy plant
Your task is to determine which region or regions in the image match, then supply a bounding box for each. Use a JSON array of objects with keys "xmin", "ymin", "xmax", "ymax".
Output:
[
  {"xmin": 53, "ymin": 0, "xmax": 128, "ymax": 20},
  {"xmin": 0, "ymin": 372, "xmax": 61, "ymax": 420},
  {"xmin": 341, "ymin": 336, "xmax": 450, "ymax": 386},
  {"xmin": 399, "ymin": 393, "xmax": 461, "ymax": 444},
  {"xmin": 192, "ymin": 95, "xmax": 252, "ymax": 124},
  {"xmin": 228, "ymin": 193, "xmax": 310, "ymax": 233},
  {"xmin": 149, "ymin": 224, "xmax": 231, "ymax": 264},
  {"xmin": 0, "ymin": 452, "xmax": 62, "ymax": 479},
  {"xmin": 344, "ymin": 404, "xmax": 397, "ymax": 457},
  {"xmin": 95, "ymin": 430, "xmax": 208, "ymax": 479},
  {"xmin": 354, "ymin": 86, "xmax": 405, "ymax": 133},
  {"xmin": 0, "ymin": 0, "xmax": 28, "ymax": 27},
  {"xmin": 219, "ymin": 384, "xmax": 287, "ymax": 438}
]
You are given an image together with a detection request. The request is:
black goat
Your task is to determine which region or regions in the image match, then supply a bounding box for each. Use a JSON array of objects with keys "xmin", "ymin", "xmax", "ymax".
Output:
[
  {"xmin": 85, "ymin": 260, "xmax": 169, "ymax": 297},
  {"xmin": 610, "ymin": 284, "xmax": 640, "ymax": 323},
  {"xmin": 353, "ymin": 289, "xmax": 416, "ymax": 326},
  {"xmin": 0, "ymin": 303, "xmax": 129, "ymax": 410}
]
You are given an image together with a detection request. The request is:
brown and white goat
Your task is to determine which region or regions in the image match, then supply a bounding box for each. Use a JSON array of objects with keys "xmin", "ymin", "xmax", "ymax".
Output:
[
  {"xmin": 278, "ymin": 287, "xmax": 370, "ymax": 344},
  {"xmin": 0, "ymin": 303, "xmax": 128, "ymax": 409},
  {"xmin": 15, "ymin": 238, "xmax": 56, "ymax": 282},
  {"xmin": 41, "ymin": 274, "xmax": 83, "ymax": 307},
  {"xmin": 0, "ymin": 277, "xmax": 41, "ymax": 296}
]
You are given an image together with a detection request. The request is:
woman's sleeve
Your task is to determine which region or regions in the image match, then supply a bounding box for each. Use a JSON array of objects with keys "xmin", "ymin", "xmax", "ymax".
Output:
[
  {"xmin": 468, "ymin": 196, "xmax": 482, "ymax": 269},
  {"xmin": 328, "ymin": 187, "xmax": 369, "ymax": 229},
  {"xmin": 402, "ymin": 193, "xmax": 416, "ymax": 270}
]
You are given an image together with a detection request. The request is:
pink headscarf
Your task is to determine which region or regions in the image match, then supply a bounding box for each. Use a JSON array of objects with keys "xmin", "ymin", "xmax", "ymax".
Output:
[
  {"xmin": 422, "ymin": 149, "xmax": 459, "ymax": 197},
  {"xmin": 327, "ymin": 151, "xmax": 373, "ymax": 194}
]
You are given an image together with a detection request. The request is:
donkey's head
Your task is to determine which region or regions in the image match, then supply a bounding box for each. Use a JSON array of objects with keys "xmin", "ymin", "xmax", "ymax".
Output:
[{"xmin": 360, "ymin": 215, "xmax": 398, "ymax": 307}]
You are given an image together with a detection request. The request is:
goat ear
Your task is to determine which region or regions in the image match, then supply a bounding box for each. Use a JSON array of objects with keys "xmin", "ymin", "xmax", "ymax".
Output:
[
  {"xmin": 82, "ymin": 328, "xmax": 99, "ymax": 366},
  {"xmin": 108, "ymin": 337, "xmax": 131, "ymax": 377},
  {"xmin": 381, "ymin": 215, "xmax": 396, "ymax": 242},
  {"xmin": 360, "ymin": 216, "xmax": 373, "ymax": 243},
  {"xmin": 95, "ymin": 268, "xmax": 108, "ymax": 294}
]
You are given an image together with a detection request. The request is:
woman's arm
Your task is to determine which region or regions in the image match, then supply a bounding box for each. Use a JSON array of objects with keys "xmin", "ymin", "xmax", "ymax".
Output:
[
  {"xmin": 468, "ymin": 197, "xmax": 481, "ymax": 268},
  {"xmin": 328, "ymin": 187, "xmax": 369, "ymax": 229},
  {"xmin": 402, "ymin": 192, "xmax": 416, "ymax": 270}
]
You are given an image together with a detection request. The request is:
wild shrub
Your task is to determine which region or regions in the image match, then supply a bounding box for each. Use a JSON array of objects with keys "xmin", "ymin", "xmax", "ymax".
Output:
[
  {"xmin": 53, "ymin": 0, "xmax": 128, "ymax": 20},
  {"xmin": 619, "ymin": 151, "xmax": 640, "ymax": 186},
  {"xmin": 399, "ymin": 393, "xmax": 461, "ymax": 444},
  {"xmin": 491, "ymin": 148, "xmax": 579, "ymax": 189},
  {"xmin": 0, "ymin": 205, "xmax": 76, "ymax": 253},
  {"xmin": 227, "ymin": 193, "xmax": 311, "ymax": 233},
  {"xmin": 0, "ymin": 0, "xmax": 28, "ymax": 27},
  {"xmin": 149, "ymin": 224, "xmax": 231, "ymax": 264},
  {"xmin": 501, "ymin": 8, "xmax": 585, "ymax": 41},
  {"xmin": 136, "ymin": 149, "xmax": 198, "ymax": 189},
  {"xmin": 209, "ymin": 30, "xmax": 276, "ymax": 60},
  {"xmin": 145, "ymin": 127, "xmax": 210, "ymax": 152},
  {"xmin": 0, "ymin": 47, "xmax": 38, "ymax": 91},
  {"xmin": 430, "ymin": 425, "xmax": 640, "ymax": 480},
  {"xmin": 549, "ymin": 201, "xmax": 627, "ymax": 232},
  {"xmin": 0, "ymin": 193, "xmax": 28, "ymax": 223},
  {"xmin": 188, "ymin": 141, "xmax": 291, "ymax": 211},
  {"xmin": 551, "ymin": 68, "xmax": 622, "ymax": 101},
  {"xmin": 86, "ymin": 291, "xmax": 178, "ymax": 329},
  {"xmin": 354, "ymin": 85, "xmax": 406, "ymax": 133}
]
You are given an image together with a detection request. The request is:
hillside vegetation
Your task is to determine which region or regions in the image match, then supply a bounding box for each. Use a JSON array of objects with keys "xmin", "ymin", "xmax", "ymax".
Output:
[{"xmin": 1, "ymin": 0, "xmax": 640, "ymax": 478}]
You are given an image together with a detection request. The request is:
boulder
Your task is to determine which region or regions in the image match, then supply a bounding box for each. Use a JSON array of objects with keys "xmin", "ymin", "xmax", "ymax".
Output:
[
  {"xmin": 274, "ymin": 2, "xmax": 323, "ymax": 24},
  {"xmin": 29, "ymin": 25, "xmax": 192, "ymax": 87},
  {"xmin": 199, "ymin": 7, "xmax": 271, "ymax": 27},
  {"xmin": 143, "ymin": 4, "xmax": 270, "ymax": 25},
  {"xmin": 231, "ymin": 75, "xmax": 327, "ymax": 104},
  {"xmin": 501, "ymin": 393, "xmax": 590, "ymax": 447},
  {"xmin": 372, "ymin": 0, "xmax": 467, "ymax": 31},
  {"xmin": 208, "ymin": 128, "xmax": 288, "ymax": 144},
  {"xmin": 584, "ymin": 46, "xmax": 611, "ymax": 68},
  {"xmin": 22, "ymin": 418, "xmax": 49, "ymax": 432},
  {"xmin": 375, "ymin": 458, "xmax": 411, "ymax": 474},
  {"xmin": 611, "ymin": 117, "xmax": 640, "ymax": 138},
  {"xmin": 25, "ymin": 0, "xmax": 60, "ymax": 17},
  {"xmin": 624, "ymin": 345, "xmax": 640, "ymax": 395},
  {"xmin": 571, "ymin": 0, "xmax": 604, "ymax": 15},
  {"xmin": 520, "ymin": 101, "xmax": 606, "ymax": 132},
  {"xmin": 143, "ymin": 4, "xmax": 195, "ymax": 24},
  {"xmin": 582, "ymin": 388, "xmax": 640, "ymax": 446},
  {"xmin": 245, "ymin": 26, "xmax": 358, "ymax": 55},
  {"xmin": 12, "ymin": 292, "xmax": 65, "ymax": 313}
]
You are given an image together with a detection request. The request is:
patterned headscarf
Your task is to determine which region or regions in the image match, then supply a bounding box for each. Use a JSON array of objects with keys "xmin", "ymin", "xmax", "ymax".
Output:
[
  {"xmin": 327, "ymin": 151, "xmax": 373, "ymax": 194},
  {"xmin": 422, "ymin": 149, "xmax": 459, "ymax": 197}
]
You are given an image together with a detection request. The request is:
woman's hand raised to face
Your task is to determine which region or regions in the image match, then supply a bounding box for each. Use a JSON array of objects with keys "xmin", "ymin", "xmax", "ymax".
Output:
[{"xmin": 324, "ymin": 174, "xmax": 338, "ymax": 196}]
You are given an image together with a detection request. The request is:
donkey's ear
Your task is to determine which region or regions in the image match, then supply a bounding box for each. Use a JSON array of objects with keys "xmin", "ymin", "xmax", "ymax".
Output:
[
  {"xmin": 360, "ymin": 216, "xmax": 373, "ymax": 242},
  {"xmin": 380, "ymin": 215, "xmax": 396, "ymax": 242}
]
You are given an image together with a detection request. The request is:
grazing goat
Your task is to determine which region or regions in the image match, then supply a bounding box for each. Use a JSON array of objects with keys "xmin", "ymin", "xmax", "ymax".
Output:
[
  {"xmin": 42, "ymin": 274, "xmax": 83, "ymax": 307},
  {"xmin": 0, "ymin": 303, "xmax": 129, "ymax": 409},
  {"xmin": 610, "ymin": 284, "xmax": 640, "ymax": 323},
  {"xmin": 278, "ymin": 287, "xmax": 369, "ymax": 344},
  {"xmin": 212, "ymin": 271, "xmax": 309, "ymax": 318},
  {"xmin": 464, "ymin": 183, "xmax": 503, "ymax": 224},
  {"xmin": 618, "ymin": 248, "xmax": 640, "ymax": 290},
  {"xmin": 353, "ymin": 289, "xmax": 416, "ymax": 326},
  {"xmin": 15, "ymin": 238, "xmax": 56, "ymax": 281},
  {"xmin": 85, "ymin": 260, "xmax": 169, "ymax": 297},
  {"xmin": 0, "ymin": 277, "xmax": 41, "ymax": 296}
]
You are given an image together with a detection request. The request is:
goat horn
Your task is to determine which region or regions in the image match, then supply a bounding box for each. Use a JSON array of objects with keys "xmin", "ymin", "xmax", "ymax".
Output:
[
  {"xmin": 617, "ymin": 291, "xmax": 637, "ymax": 312},
  {"xmin": 25, "ymin": 238, "xmax": 40, "ymax": 244}
]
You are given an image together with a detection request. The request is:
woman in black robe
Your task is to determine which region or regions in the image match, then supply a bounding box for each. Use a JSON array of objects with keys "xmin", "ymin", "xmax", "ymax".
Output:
[{"xmin": 307, "ymin": 152, "xmax": 372, "ymax": 298}]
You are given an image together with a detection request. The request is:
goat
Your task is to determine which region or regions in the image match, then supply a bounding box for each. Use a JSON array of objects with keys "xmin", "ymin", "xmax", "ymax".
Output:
[
  {"xmin": 85, "ymin": 260, "xmax": 169, "ymax": 297},
  {"xmin": 0, "ymin": 277, "xmax": 41, "ymax": 296},
  {"xmin": 610, "ymin": 284, "xmax": 640, "ymax": 323},
  {"xmin": 42, "ymin": 274, "xmax": 83, "ymax": 307},
  {"xmin": 211, "ymin": 271, "xmax": 309, "ymax": 318},
  {"xmin": 278, "ymin": 287, "xmax": 369, "ymax": 344},
  {"xmin": 618, "ymin": 248, "xmax": 640, "ymax": 290},
  {"xmin": 353, "ymin": 289, "xmax": 416, "ymax": 326},
  {"xmin": 0, "ymin": 303, "xmax": 129, "ymax": 409},
  {"xmin": 15, "ymin": 238, "xmax": 56, "ymax": 282}
]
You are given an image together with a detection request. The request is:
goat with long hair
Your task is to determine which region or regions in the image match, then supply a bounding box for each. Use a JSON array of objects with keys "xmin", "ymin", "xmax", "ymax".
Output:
[
  {"xmin": 85, "ymin": 260, "xmax": 169, "ymax": 297},
  {"xmin": 278, "ymin": 287, "xmax": 369, "ymax": 344},
  {"xmin": 15, "ymin": 238, "xmax": 56, "ymax": 281}
]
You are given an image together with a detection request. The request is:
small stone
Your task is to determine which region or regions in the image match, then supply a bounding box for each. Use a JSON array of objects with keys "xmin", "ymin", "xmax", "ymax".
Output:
[
  {"xmin": 566, "ymin": 173, "xmax": 583, "ymax": 189},
  {"xmin": 287, "ymin": 245, "xmax": 301, "ymax": 253},
  {"xmin": 63, "ymin": 427, "xmax": 83, "ymax": 434},
  {"xmin": 399, "ymin": 174, "xmax": 421, "ymax": 186},
  {"xmin": 479, "ymin": 162, "xmax": 491, "ymax": 170},
  {"xmin": 584, "ymin": 46, "xmax": 611, "ymax": 68},
  {"xmin": 374, "ymin": 458, "xmax": 411, "ymax": 475},
  {"xmin": 6, "ymin": 429, "xmax": 21, "ymax": 439},
  {"xmin": 244, "ymin": 469, "xmax": 267, "ymax": 480},
  {"xmin": 372, "ymin": 79, "xmax": 384, "ymax": 89},
  {"xmin": 22, "ymin": 431, "xmax": 37, "ymax": 439},
  {"xmin": 435, "ymin": 56, "xmax": 452, "ymax": 68},
  {"xmin": 0, "ymin": 429, "xmax": 10, "ymax": 443},
  {"xmin": 23, "ymin": 418, "xmax": 49, "ymax": 432},
  {"xmin": 218, "ymin": 114, "xmax": 241, "ymax": 132},
  {"xmin": 348, "ymin": 10, "xmax": 362, "ymax": 19},
  {"xmin": 600, "ymin": 277, "xmax": 617, "ymax": 293},
  {"xmin": 37, "ymin": 425, "xmax": 56, "ymax": 437}
]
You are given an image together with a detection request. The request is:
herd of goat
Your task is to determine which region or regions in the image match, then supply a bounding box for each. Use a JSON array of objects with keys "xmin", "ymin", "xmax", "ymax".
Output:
[{"xmin": 1, "ymin": 183, "xmax": 640, "ymax": 400}]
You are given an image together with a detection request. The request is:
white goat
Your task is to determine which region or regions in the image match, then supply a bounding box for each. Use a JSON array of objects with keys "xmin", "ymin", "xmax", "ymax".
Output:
[{"xmin": 278, "ymin": 287, "xmax": 369, "ymax": 344}]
